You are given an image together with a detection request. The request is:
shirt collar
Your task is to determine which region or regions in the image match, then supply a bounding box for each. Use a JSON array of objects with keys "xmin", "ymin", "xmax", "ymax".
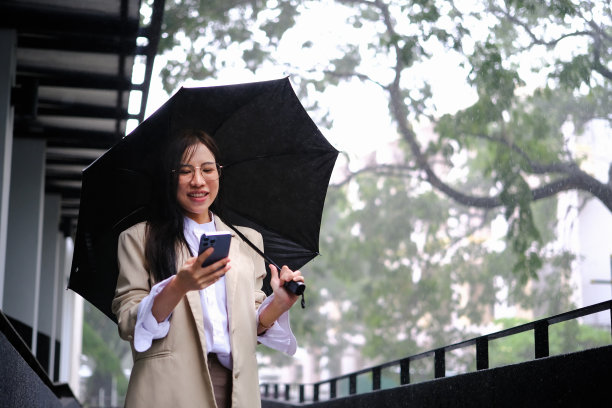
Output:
[{"xmin": 184, "ymin": 213, "xmax": 217, "ymax": 242}]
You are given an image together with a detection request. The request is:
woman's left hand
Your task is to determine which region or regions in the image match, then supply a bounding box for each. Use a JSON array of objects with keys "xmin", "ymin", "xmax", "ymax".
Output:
[
  {"xmin": 269, "ymin": 264, "xmax": 304, "ymax": 311},
  {"xmin": 257, "ymin": 265, "xmax": 304, "ymax": 333}
]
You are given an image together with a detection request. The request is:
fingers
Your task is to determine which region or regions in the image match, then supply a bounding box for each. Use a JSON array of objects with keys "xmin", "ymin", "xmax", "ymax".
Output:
[
  {"xmin": 196, "ymin": 246, "xmax": 214, "ymax": 265},
  {"xmin": 269, "ymin": 265, "xmax": 305, "ymax": 284},
  {"xmin": 280, "ymin": 265, "xmax": 303, "ymax": 282},
  {"xmin": 195, "ymin": 261, "xmax": 230, "ymax": 290},
  {"xmin": 177, "ymin": 251, "xmax": 230, "ymax": 292}
]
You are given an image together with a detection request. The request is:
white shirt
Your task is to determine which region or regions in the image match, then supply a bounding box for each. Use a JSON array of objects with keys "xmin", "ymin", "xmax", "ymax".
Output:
[{"xmin": 132, "ymin": 215, "xmax": 297, "ymax": 369}]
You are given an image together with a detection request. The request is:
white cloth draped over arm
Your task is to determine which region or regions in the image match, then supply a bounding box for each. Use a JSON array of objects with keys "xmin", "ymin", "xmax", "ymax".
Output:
[
  {"xmin": 134, "ymin": 278, "xmax": 298, "ymax": 355},
  {"xmin": 133, "ymin": 276, "xmax": 174, "ymax": 352},
  {"xmin": 256, "ymin": 294, "xmax": 297, "ymax": 355}
]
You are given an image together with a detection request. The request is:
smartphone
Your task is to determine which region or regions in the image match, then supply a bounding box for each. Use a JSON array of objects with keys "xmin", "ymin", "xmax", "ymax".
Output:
[{"xmin": 198, "ymin": 231, "xmax": 232, "ymax": 267}]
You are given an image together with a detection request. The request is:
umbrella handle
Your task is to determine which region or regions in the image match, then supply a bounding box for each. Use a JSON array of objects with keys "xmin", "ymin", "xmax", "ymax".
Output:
[{"xmin": 267, "ymin": 260, "xmax": 307, "ymax": 309}]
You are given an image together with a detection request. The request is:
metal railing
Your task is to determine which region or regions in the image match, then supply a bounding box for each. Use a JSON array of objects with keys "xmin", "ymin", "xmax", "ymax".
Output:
[{"xmin": 261, "ymin": 300, "xmax": 612, "ymax": 404}]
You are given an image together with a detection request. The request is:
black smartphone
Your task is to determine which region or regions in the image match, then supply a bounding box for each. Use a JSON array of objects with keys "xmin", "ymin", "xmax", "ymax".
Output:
[{"xmin": 198, "ymin": 232, "xmax": 232, "ymax": 267}]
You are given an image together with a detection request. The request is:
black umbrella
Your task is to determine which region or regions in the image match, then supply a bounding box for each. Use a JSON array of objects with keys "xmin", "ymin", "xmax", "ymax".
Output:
[{"xmin": 68, "ymin": 77, "xmax": 338, "ymax": 321}]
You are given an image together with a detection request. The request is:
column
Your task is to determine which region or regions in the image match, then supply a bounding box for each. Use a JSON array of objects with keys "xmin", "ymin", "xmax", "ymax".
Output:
[
  {"xmin": 59, "ymin": 236, "xmax": 83, "ymax": 398},
  {"xmin": 3, "ymin": 138, "xmax": 46, "ymax": 353},
  {"xmin": 38, "ymin": 193, "xmax": 61, "ymax": 374},
  {"xmin": 0, "ymin": 30, "xmax": 16, "ymax": 307}
]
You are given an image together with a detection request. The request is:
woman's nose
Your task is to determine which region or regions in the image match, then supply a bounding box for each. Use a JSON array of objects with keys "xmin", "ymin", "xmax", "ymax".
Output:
[{"xmin": 190, "ymin": 169, "xmax": 207, "ymax": 185}]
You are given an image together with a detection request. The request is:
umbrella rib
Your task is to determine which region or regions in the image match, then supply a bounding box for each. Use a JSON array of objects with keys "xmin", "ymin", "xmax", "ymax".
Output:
[
  {"xmin": 223, "ymin": 150, "xmax": 336, "ymax": 168},
  {"xmin": 111, "ymin": 206, "xmax": 146, "ymax": 231}
]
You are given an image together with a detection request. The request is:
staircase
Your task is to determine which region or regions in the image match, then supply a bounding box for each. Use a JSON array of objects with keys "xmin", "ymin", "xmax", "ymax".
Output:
[{"xmin": 0, "ymin": 311, "xmax": 81, "ymax": 408}]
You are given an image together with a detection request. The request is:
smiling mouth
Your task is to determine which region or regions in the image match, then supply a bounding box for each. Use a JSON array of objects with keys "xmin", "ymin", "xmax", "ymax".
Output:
[{"xmin": 188, "ymin": 192, "xmax": 208, "ymax": 198}]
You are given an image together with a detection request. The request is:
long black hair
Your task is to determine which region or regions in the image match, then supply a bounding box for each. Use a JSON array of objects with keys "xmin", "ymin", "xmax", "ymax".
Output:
[{"xmin": 145, "ymin": 129, "xmax": 221, "ymax": 282}]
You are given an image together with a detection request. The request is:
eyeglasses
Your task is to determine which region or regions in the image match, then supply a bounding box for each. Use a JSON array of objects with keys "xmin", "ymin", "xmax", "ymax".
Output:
[{"xmin": 172, "ymin": 162, "xmax": 222, "ymax": 182}]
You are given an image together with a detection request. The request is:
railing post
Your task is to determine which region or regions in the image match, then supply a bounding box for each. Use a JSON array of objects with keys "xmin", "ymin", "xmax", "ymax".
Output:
[
  {"xmin": 263, "ymin": 384, "xmax": 269, "ymax": 398},
  {"xmin": 534, "ymin": 321, "xmax": 549, "ymax": 359},
  {"xmin": 314, "ymin": 383, "xmax": 319, "ymax": 402},
  {"xmin": 373, "ymin": 366, "xmax": 381, "ymax": 390},
  {"xmin": 273, "ymin": 384, "xmax": 279, "ymax": 399},
  {"xmin": 609, "ymin": 301, "xmax": 612, "ymax": 340},
  {"xmin": 434, "ymin": 348, "xmax": 445, "ymax": 378},
  {"xmin": 284, "ymin": 384, "xmax": 290, "ymax": 401},
  {"xmin": 400, "ymin": 358, "xmax": 410, "ymax": 385},
  {"xmin": 349, "ymin": 374, "xmax": 357, "ymax": 395},
  {"xmin": 476, "ymin": 337, "xmax": 489, "ymax": 370},
  {"xmin": 299, "ymin": 384, "xmax": 305, "ymax": 403},
  {"xmin": 330, "ymin": 379, "xmax": 337, "ymax": 399}
]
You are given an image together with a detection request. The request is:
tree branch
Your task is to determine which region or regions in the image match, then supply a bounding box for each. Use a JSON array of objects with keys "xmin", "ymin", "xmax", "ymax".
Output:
[
  {"xmin": 469, "ymin": 133, "xmax": 578, "ymax": 175},
  {"xmin": 491, "ymin": 5, "xmax": 592, "ymax": 50},
  {"xmin": 320, "ymin": 69, "xmax": 388, "ymax": 90},
  {"xmin": 375, "ymin": 0, "xmax": 612, "ymax": 214},
  {"xmin": 331, "ymin": 163, "xmax": 417, "ymax": 188},
  {"xmin": 591, "ymin": 26, "xmax": 612, "ymax": 81}
]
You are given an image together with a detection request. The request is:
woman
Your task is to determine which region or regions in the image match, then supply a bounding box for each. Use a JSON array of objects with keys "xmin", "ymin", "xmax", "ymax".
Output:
[{"xmin": 112, "ymin": 129, "xmax": 304, "ymax": 408}]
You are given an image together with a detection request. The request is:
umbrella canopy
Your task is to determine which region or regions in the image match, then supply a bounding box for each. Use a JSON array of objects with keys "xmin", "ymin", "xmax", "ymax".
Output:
[{"xmin": 69, "ymin": 77, "xmax": 338, "ymax": 321}]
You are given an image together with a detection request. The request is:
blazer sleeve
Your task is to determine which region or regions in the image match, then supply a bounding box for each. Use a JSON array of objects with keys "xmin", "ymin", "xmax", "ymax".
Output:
[{"xmin": 111, "ymin": 223, "xmax": 151, "ymax": 342}]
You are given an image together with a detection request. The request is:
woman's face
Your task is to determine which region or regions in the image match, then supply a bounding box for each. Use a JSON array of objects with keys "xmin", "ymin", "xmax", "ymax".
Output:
[{"xmin": 175, "ymin": 142, "xmax": 220, "ymax": 224}]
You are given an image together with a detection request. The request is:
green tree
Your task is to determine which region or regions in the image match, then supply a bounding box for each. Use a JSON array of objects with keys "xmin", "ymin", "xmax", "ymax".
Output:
[
  {"xmin": 81, "ymin": 303, "xmax": 130, "ymax": 406},
  {"xmin": 489, "ymin": 317, "xmax": 612, "ymax": 368},
  {"xmin": 286, "ymin": 171, "xmax": 576, "ymax": 376}
]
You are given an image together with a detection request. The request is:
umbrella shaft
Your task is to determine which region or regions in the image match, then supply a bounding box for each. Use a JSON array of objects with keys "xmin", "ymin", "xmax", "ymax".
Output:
[{"xmin": 224, "ymin": 222, "xmax": 306, "ymax": 298}]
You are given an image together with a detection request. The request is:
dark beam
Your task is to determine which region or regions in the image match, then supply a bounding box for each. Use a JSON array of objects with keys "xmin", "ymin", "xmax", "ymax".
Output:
[
  {"xmin": 37, "ymin": 99, "xmax": 132, "ymax": 120},
  {"xmin": 115, "ymin": 0, "xmax": 130, "ymax": 135},
  {"xmin": 46, "ymin": 138, "xmax": 118, "ymax": 150},
  {"xmin": 17, "ymin": 66, "xmax": 136, "ymax": 91},
  {"xmin": 47, "ymin": 157, "xmax": 96, "ymax": 167},
  {"xmin": 18, "ymin": 33, "xmax": 140, "ymax": 55},
  {"xmin": 0, "ymin": 3, "xmax": 139, "ymax": 37},
  {"xmin": 46, "ymin": 173, "xmax": 83, "ymax": 182},
  {"xmin": 46, "ymin": 185, "xmax": 81, "ymax": 199},
  {"xmin": 137, "ymin": 0, "xmax": 166, "ymax": 122},
  {"xmin": 15, "ymin": 126, "xmax": 122, "ymax": 149},
  {"xmin": 61, "ymin": 202, "xmax": 81, "ymax": 210}
]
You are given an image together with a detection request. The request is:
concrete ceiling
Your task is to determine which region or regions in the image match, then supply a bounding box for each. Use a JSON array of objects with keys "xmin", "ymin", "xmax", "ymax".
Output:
[{"xmin": 1, "ymin": 0, "xmax": 165, "ymax": 234}]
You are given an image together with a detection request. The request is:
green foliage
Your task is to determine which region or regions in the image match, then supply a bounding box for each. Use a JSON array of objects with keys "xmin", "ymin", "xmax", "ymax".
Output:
[
  {"xmin": 82, "ymin": 322, "xmax": 123, "ymax": 375},
  {"xmin": 489, "ymin": 317, "xmax": 612, "ymax": 368},
  {"xmin": 289, "ymin": 167, "xmax": 576, "ymax": 376},
  {"xmin": 554, "ymin": 55, "xmax": 594, "ymax": 90},
  {"xmin": 81, "ymin": 303, "xmax": 131, "ymax": 404},
  {"xmin": 468, "ymin": 42, "xmax": 524, "ymax": 110},
  {"xmin": 154, "ymin": 0, "xmax": 302, "ymax": 93}
]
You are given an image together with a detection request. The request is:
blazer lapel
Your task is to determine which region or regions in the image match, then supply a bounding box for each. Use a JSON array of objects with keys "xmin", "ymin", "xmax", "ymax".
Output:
[
  {"xmin": 177, "ymin": 244, "xmax": 209, "ymax": 355},
  {"xmin": 214, "ymin": 216, "xmax": 242, "ymax": 323}
]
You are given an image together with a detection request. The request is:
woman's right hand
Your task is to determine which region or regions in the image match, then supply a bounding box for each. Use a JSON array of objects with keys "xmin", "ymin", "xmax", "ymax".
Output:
[
  {"xmin": 173, "ymin": 247, "xmax": 231, "ymax": 294},
  {"xmin": 151, "ymin": 248, "xmax": 230, "ymax": 322}
]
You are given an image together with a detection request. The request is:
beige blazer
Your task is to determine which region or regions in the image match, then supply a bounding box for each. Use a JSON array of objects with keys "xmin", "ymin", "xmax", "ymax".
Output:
[{"xmin": 112, "ymin": 217, "xmax": 267, "ymax": 408}]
